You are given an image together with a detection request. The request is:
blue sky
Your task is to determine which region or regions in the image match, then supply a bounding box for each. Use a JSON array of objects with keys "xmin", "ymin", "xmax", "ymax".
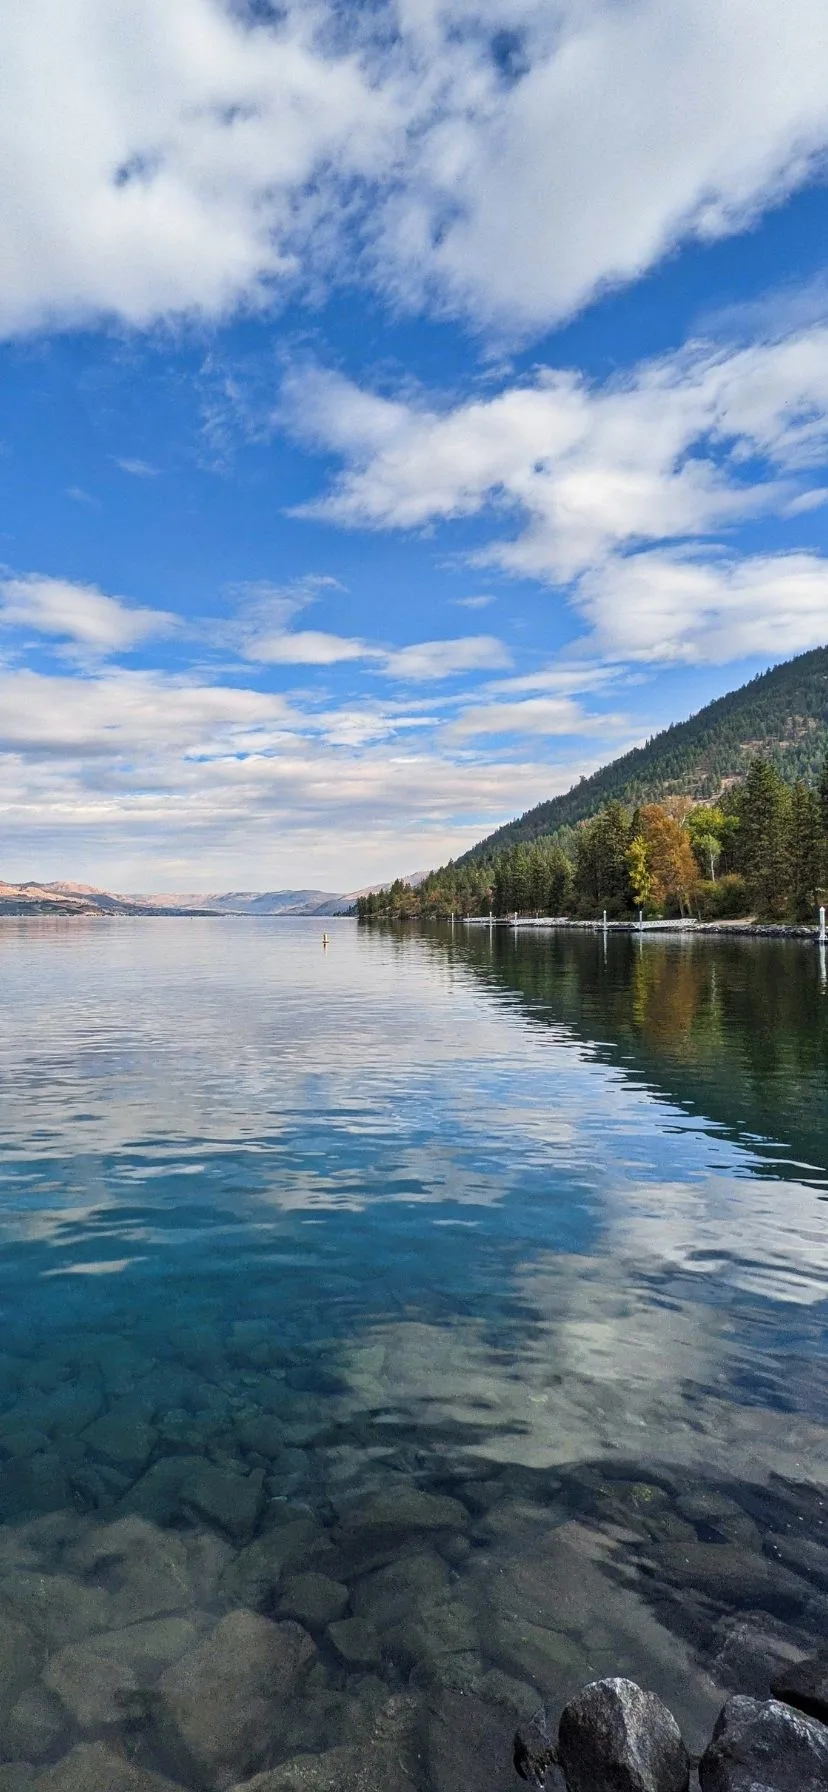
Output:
[{"xmin": 1, "ymin": 0, "xmax": 828, "ymax": 892}]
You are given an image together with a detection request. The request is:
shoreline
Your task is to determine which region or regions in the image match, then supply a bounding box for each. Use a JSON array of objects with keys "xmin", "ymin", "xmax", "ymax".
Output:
[{"xmin": 460, "ymin": 915, "xmax": 825, "ymax": 939}]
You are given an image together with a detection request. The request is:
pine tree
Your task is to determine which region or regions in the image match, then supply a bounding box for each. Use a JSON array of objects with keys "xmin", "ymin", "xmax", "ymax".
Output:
[
  {"xmin": 789, "ymin": 780, "xmax": 824, "ymax": 920},
  {"xmin": 735, "ymin": 759, "xmax": 791, "ymax": 918},
  {"xmin": 820, "ymin": 752, "xmax": 828, "ymax": 839}
]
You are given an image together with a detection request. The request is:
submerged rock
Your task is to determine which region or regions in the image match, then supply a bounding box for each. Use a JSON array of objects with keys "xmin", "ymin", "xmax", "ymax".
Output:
[
  {"xmin": 179, "ymin": 1460, "xmax": 264, "ymax": 1541},
  {"xmin": 0, "ymin": 1613, "xmax": 42, "ymax": 1720},
  {"xmin": 698, "ymin": 1694, "xmax": 828, "ymax": 1790},
  {"xmin": 4, "ymin": 1685, "xmax": 68, "ymax": 1763},
  {"xmin": 83, "ymin": 1410, "xmax": 158, "ymax": 1475},
  {"xmin": 43, "ymin": 1640, "xmax": 145, "ymax": 1731},
  {"xmin": 653, "ymin": 1542, "xmax": 809, "ymax": 1615},
  {"xmin": 771, "ymin": 1648, "xmax": 828, "ymax": 1723},
  {"xmin": 30, "ymin": 1742, "xmax": 182, "ymax": 1792},
  {"xmin": 156, "ymin": 1609, "xmax": 316, "ymax": 1787},
  {"xmin": 557, "ymin": 1678, "xmax": 689, "ymax": 1792},
  {"xmin": 276, "ymin": 1572, "xmax": 348, "ymax": 1628},
  {"xmin": 220, "ymin": 1519, "xmax": 329, "ymax": 1610},
  {"xmin": 710, "ymin": 1613, "xmax": 811, "ymax": 1700},
  {"xmin": 338, "ymin": 1486, "xmax": 467, "ymax": 1537}
]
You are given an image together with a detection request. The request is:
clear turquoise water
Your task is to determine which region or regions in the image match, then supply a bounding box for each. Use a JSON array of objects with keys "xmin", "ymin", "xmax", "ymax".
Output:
[{"xmin": 0, "ymin": 918, "xmax": 827, "ymax": 1792}]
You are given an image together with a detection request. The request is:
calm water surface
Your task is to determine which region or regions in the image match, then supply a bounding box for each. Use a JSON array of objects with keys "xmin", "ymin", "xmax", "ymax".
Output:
[{"xmin": 0, "ymin": 918, "xmax": 827, "ymax": 1792}]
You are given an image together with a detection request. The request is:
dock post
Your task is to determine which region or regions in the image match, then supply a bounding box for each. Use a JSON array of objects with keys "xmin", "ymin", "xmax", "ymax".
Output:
[
  {"xmin": 602, "ymin": 909, "xmax": 607, "ymax": 932},
  {"xmin": 820, "ymin": 906, "xmax": 826, "ymax": 944}
]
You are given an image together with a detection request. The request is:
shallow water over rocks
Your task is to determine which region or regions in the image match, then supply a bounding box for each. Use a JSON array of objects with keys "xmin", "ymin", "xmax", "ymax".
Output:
[{"xmin": 0, "ymin": 918, "xmax": 826, "ymax": 1791}]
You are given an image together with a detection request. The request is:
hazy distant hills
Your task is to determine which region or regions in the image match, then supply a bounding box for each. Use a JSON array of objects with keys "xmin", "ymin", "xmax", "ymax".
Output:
[
  {"xmin": 133, "ymin": 890, "xmax": 351, "ymax": 916},
  {"xmin": 460, "ymin": 644, "xmax": 828, "ymax": 863},
  {"xmin": 0, "ymin": 882, "xmax": 353, "ymax": 917}
]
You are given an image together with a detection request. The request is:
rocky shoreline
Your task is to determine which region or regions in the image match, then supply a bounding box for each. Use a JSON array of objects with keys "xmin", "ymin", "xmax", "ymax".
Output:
[
  {"xmin": 515, "ymin": 1666, "xmax": 828, "ymax": 1790},
  {"xmin": 465, "ymin": 916, "xmax": 825, "ymax": 939}
]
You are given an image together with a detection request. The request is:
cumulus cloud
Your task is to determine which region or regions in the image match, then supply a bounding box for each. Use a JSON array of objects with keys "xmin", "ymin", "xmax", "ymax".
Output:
[
  {"xmin": 1, "ymin": 0, "xmax": 828, "ymax": 338},
  {"xmin": 287, "ymin": 327, "xmax": 828, "ymax": 575},
  {"xmin": 0, "ymin": 574, "xmax": 175, "ymax": 654},
  {"xmin": 580, "ymin": 550, "xmax": 828, "ymax": 664},
  {"xmin": 285, "ymin": 319, "xmax": 828, "ymax": 664}
]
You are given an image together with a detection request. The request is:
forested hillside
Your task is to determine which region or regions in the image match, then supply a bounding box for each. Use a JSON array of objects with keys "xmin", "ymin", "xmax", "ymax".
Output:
[{"xmin": 460, "ymin": 646, "xmax": 828, "ymax": 863}]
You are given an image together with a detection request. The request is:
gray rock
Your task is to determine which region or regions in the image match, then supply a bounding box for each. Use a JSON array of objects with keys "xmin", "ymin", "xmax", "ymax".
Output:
[
  {"xmin": 557, "ymin": 1678, "xmax": 689, "ymax": 1792},
  {"xmin": 327, "ymin": 1616, "xmax": 382, "ymax": 1668},
  {"xmin": 338, "ymin": 1487, "xmax": 467, "ymax": 1538},
  {"xmin": 83, "ymin": 1411, "xmax": 157, "ymax": 1475},
  {"xmin": 0, "ymin": 1614, "xmax": 42, "ymax": 1720},
  {"xmin": 86, "ymin": 1615, "xmax": 203, "ymax": 1677},
  {"xmin": 236, "ymin": 1415, "xmax": 286, "ymax": 1460},
  {"xmin": 699, "ymin": 1694, "xmax": 828, "ymax": 1791},
  {"xmin": 764, "ymin": 1533, "xmax": 828, "ymax": 1591},
  {"xmin": 276, "ymin": 1574, "xmax": 348, "ymax": 1629},
  {"xmin": 156, "ymin": 1609, "xmax": 316, "ymax": 1787},
  {"xmin": 219, "ymin": 1521, "xmax": 327, "ymax": 1610},
  {"xmin": 31, "ymin": 1742, "xmax": 182, "ymax": 1792},
  {"xmin": 514, "ymin": 1710, "xmax": 560, "ymax": 1789},
  {"xmin": 711, "ymin": 1615, "xmax": 809, "ymax": 1699},
  {"xmin": 63, "ymin": 1514, "xmax": 230, "ymax": 1625},
  {"xmin": 43, "ymin": 1642, "xmax": 144, "ymax": 1732},
  {"xmin": 771, "ymin": 1649, "xmax": 828, "ymax": 1724},
  {"xmin": 179, "ymin": 1460, "xmax": 264, "ymax": 1540},
  {"xmin": 655, "ymin": 1542, "xmax": 809, "ymax": 1614},
  {"xmin": 0, "ymin": 1769, "xmax": 36, "ymax": 1792},
  {"xmin": 229, "ymin": 1691, "xmax": 419, "ymax": 1792},
  {"xmin": 4, "ymin": 1685, "xmax": 68, "ymax": 1762}
]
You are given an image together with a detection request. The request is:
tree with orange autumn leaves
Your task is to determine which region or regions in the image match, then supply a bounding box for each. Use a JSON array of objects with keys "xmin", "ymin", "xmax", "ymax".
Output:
[{"xmin": 630, "ymin": 803, "xmax": 701, "ymax": 917}]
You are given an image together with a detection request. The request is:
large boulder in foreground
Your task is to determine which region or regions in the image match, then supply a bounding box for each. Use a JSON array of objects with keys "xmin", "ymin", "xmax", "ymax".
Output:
[
  {"xmin": 699, "ymin": 1694, "xmax": 828, "ymax": 1791},
  {"xmin": 556, "ymin": 1678, "xmax": 689, "ymax": 1792}
]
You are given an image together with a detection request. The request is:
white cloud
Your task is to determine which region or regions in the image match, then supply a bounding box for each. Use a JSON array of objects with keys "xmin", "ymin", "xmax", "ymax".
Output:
[
  {"xmin": 0, "ymin": 574, "xmax": 174, "ymax": 653},
  {"xmin": 243, "ymin": 628, "xmax": 376, "ymax": 666},
  {"xmin": 383, "ymin": 635, "xmax": 512, "ymax": 679},
  {"xmin": 454, "ymin": 594, "xmax": 496, "ymax": 609},
  {"xmin": 285, "ymin": 320, "xmax": 828, "ymax": 664},
  {"xmin": 446, "ymin": 694, "xmax": 619, "ymax": 740},
  {"xmin": 288, "ymin": 328, "xmax": 828, "ymax": 577},
  {"xmin": 375, "ymin": 0, "xmax": 828, "ymax": 333},
  {"xmin": 1, "ymin": 0, "xmax": 828, "ymax": 338},
  {"xmin": 580, "ymin": 550, "xmax": 828, "ymax": 664},
  {"xmin": 0, "ymin": 0, "xmax": 397, "ymax": 337},
  {"xmin": 0, "ymin": 662, "xmax": 570, "ymax": 886}
]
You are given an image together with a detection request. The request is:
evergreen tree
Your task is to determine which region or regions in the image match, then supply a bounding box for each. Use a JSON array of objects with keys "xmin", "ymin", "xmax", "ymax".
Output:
[
  {"xmin": 735, "ymin": 759, "xmax": 791, "ymax": 918},
  {"xmin": 820, "ymin": 752, "xmax": 828, "ymax": 839},
  {"xmin": 573, "ymin": 801, "xmax": 632, "ymax": 914},
  {"xmin": 788, "ymin": 780, "xmax": 824, "ymax": 920}
]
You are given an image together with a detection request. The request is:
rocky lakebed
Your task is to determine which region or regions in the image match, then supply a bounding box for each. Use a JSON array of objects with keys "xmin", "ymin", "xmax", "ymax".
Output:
[{"xmin": 0, "ymin": 1320, "xmax": 827, "ymax": 1792}]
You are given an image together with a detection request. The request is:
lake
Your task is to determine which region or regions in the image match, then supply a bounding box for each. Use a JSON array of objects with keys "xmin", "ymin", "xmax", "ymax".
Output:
[{"xmin": 0, "ymin": 917, "xmax": 826, "ymax": 1792}]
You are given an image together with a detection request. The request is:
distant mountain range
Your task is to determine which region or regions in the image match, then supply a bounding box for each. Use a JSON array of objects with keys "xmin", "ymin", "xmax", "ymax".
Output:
[
  {"xmin": 460, "ymin": 644, "xmax": 828, "ymax": 863},
  {"xmin": 0, "ymin": 882, "xmax": 354, "ymax": 918}
]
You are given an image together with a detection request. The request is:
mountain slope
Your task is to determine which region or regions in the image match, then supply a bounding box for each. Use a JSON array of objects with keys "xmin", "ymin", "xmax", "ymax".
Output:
[{"xmin": 460, "ymin": 644, "xmax": 828, "ymax": 863}]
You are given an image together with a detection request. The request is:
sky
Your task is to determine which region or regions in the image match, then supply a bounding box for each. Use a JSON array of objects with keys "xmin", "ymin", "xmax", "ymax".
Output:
[{"xmin": 1, "ymin": 0, "xmax": 828, "ymax": 892}]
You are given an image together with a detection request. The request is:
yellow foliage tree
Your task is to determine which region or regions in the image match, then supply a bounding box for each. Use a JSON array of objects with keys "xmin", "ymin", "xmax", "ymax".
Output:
[{"xmin": 639, "ymin": 804, "xmax": 700, "ymax": 917}]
